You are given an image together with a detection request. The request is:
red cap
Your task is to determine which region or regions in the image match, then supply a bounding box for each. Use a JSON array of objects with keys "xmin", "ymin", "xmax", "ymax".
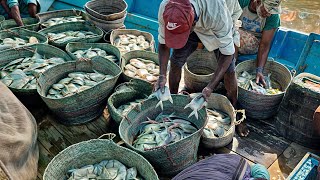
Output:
[{"xmin": 163, "ymin": 0, "xmax": 194, "ymax": 49}]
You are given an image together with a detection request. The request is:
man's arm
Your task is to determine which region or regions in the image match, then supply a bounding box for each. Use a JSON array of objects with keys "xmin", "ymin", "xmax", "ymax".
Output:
[
  {"xmin": 0, "ymin": 0, "xmax": 11, "ymax": 16},
  {"xmin": 256, "ymin": 28, "xmax": 276, "ymax": 86},
  {"xmin": 27, "ymin": 3, "xmax": 37, "ymax": 18},
  {"xmin": 156, "ymin": 43, "xmax": 170, "ymax": 91},
  {"xmin": 10, "ymin": 5, "xmax": 24, "ymax": 26}
]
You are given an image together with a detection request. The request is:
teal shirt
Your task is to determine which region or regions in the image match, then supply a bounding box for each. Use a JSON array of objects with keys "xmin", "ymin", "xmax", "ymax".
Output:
[
  {"xmin": 238, "ymin": 0, "xmax": 280, "ymax": 31},
  {"xmin": 0, "ymin": 0, "xmax": 39, "ymax": 18}
]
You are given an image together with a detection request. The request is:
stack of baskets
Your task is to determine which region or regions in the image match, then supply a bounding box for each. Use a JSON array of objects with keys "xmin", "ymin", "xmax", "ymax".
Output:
[{"xmin": 84, "ymin": 0, "xmax": 127, "ymax": 32}]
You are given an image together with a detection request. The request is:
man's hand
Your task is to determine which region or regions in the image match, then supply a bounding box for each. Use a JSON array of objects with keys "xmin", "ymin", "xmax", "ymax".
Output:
[
  {"xmin": 201, "ymin": 86, "xmax": 212, "ymax": 101},
  {"xmin": 256, "ymin": 72, "xmax": 266, "ymax": 87},
  {"xmin": 154, "ymin": 75, "xmax": 167, "ymax": 93}
]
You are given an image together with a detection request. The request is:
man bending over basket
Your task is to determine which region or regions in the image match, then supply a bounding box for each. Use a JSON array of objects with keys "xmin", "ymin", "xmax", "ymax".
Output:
[{"xmin": 155, "ymin": 0, "xmax": 250, "ymax": 136}]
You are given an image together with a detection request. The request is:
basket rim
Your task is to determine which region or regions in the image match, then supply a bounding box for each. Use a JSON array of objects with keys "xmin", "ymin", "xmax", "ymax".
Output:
[{"xmin": 84, "ymin": 0, "xmax": 128, "ymax": 20}]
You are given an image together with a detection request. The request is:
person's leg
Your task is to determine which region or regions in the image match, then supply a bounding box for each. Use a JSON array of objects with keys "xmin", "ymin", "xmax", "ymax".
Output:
[{"xmin": 169, "ymin": 32, "xmax": 199, "ymax": 94}]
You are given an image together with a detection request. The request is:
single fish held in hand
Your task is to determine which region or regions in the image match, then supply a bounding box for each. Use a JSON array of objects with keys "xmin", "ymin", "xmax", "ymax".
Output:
[
  {"xmin": 184, "ymin": 95, "xmax": 207, "ymax": 119},
  {"xmin": 151, "ymin": 86, "xmax": 173, "ymax": 110}
]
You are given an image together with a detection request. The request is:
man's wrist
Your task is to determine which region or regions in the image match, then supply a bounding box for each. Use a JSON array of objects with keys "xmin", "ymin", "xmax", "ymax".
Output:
[{"xmin": 256, "ymin": 67, "xmax": 264, "ymax": 74}]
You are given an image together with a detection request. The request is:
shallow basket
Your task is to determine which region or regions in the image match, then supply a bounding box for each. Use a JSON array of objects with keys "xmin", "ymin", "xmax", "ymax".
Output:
[
  {"xmin": 0, "ymin": 28, "xmax": 48, "ymax": 51},
  {"xmin": 119, "ymin": 95, "xmax": 207, "ymax": 176},
  {"xmin": 236, "ymin": 60, "xmax": 292, "ymax": 119},
  {"xmin": 38, "ymin": 22, "xmax": 103, "ymax": 48},
  {"xmin": 184, "ymin": 49, "xmax": 217, "ymax": 93},
  {"xmin": 37, "ymin": 56, "xmax": 121, "ymax": 125},
  {"xmin": 0, "ymin": 17, "xmax": 40, "ymax": 31},
  {"xmin": 84, "ymin": 0, "xmax": 127, "ymax": 21},
  {"xmin": 38, "ymin": 9, "xmax": 88, "ymax": 29},
  {"xmin": 43, "ymin": 134, "xmax": 159, "ymax": 180},
  {"xmin": 110, "ymin": 29, "xmax": 155, "ymax": 54},
  {"xmin": 65, "ymin": 42, "xmax": 121, "ymax": 64}
]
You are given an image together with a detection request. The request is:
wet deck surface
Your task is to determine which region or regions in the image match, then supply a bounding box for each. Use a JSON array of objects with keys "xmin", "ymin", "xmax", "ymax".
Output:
[{"xmin": 32, "ymin": 103, "xmax": 320, "ymax": 180}]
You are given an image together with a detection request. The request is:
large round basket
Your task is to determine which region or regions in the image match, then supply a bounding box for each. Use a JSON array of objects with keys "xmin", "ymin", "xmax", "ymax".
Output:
[
  {"xmin": 37, "ymin": 56, "xmax": 121, "ymax": 125},
  {"xmin": 236, "ymin": 60, "xmax": 292, "ymax": 119},
  {"xmin": 119, "ymin": 95, "xmax": 207, "ymax": 176},
  {"xmin": 110, "ymin": 29, "xmax": 155, "ymax": 54},
  {"xmin": 38, "ymin": 22, "xmax": 103, "ymax": 48},
  {"xmin": 43, "ymin": 134, "xmax": 159, "ymax": 180},
  {"xmin": 0, "ymin": 17, "xmax": 40, "ymax": 31},
  {"xmin": 0, "ymin": 28, "xmax": 48, "ymax": 51},
  {"xmin": 87, "ymin": 11, "xmax": 126, "ymax": 32},
  {"xmin": 84, "ymin": 0, "xmax": 127, "ymax": 21},
  {"xmin": 0, "ymin": 44, "xmax": 72, "ymax": 106},
  {"xmin": 184, "ymin": 49, "xmax": 217, "ymax": 93},
  {"xmin": 121, "ymin": 50, "xmax": 159, "ymax": 83},
  {"xmin": 38, "ymin": 9, "xmax": 88, "ymax": 29},
  {"xmin": 65, "ymin": 42, "xmax": 121, "ymax": 64}
]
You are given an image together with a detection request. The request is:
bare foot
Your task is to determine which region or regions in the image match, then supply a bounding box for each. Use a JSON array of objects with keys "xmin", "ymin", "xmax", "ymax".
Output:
[{"xmin": 236, "ymin": 123, "xmax": 250, "ymax": 137}]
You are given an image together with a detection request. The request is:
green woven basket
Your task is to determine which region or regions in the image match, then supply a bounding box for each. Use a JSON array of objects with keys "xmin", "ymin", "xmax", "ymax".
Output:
[
  {"xmin": 43, "ymin": 133, "xmax": 159, "ymax": 180},
  {"xmin": 119, "ymin": 95, "xmax": 207, "ymax": 176},
  {"xmin": 65, "ymin": 42, "xmax": 121, "ymax": 64},
  {"xmin": 37, "ymin": 56, "xmax": 122, "ymax": 125},
  {"xmin": 38, "ymin": 22, "xmax": 103, "ymax": 48},
  {"xmin": 0, "ymin": 15, "xmax": 5, "ymax": 22},
  {"xmin": 0, "ymin": 28, "xmax": 48, "ymax": 51},
  {"xmin": 0, "ymin": 17, "xmax": 40, "ymax": 31}
]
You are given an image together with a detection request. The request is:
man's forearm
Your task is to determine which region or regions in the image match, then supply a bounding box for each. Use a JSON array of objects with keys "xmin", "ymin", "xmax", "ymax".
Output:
[
  {"xmin": 10, "ymin": 5, "xmax": 24, "ymax": 26},
  {"xmin": 0, "ymin": 0, "xmax": 10, "ymax": 14},
  {"xmin": 256, "ymin": 43, "xmax": 270, "ymax": 69},
  {"xmin": 158, "ymin": 43, "xmax": 170, "ymax": 76}
]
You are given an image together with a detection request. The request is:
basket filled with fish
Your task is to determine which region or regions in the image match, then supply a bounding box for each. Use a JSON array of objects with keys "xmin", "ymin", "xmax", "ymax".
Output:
[
  {"xmin": 0, "ymin": 28, "xmax": 47, "ymax": 51},
  {"xmin": 198, "ymin": 93, "xmax": 245, "ymax": 148},
  {"xmin": 0, "ymin": 17, "xmax": 40, "ymax": 31},
  {"xmin": 38, "ymin": 9, "xmax": 87, "ymax": 29},
  {"xmin": 84, "ymin": 0, "xmax": 127, "ymax": 21},
  {"xmin": 43, "ymin": 133, "xmax": 159, "ymax": 180},
  {"xmin": 121, "ymin": 50, "xmax": 159, "ymax": 84},
  {"xmin": 38, "ymin": 22, "xmax": 103, "ymax": 48},
  {"xmin": 110, "ymin": 29, "xmax": 155, "ymax": 55},
  {"xmin": 108, "ymin": 79, "xmax": 153, "ymax": 124},
  {"xmin": 236, "ymin": 59, "xmax": 292, "ymax": 119},
  {"xmin": 119, "ymin": 94, "xmax": 207, "ymax": 176},
  {"xmin": 66, "ymin": 42, "xmax": 121, "ymax": 65},
  {"xmin": 37, "ymin": 56, "xmax": 121, "ymax": 125}
]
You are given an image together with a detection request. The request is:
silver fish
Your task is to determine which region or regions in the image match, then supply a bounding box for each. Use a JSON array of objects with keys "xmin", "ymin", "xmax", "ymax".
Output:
[{"xmin": 184, "ymin": 95, "xmax": 207, "ymax": 119}]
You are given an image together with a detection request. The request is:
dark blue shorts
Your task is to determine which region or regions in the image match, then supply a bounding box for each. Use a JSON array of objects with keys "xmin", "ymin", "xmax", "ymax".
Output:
[{"xmin": 170, "ymin": 32, "xmax": 236, "ymax": 73}]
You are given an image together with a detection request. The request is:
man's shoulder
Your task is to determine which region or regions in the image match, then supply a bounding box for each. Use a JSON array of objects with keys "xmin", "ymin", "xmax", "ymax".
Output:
[{"xmin": 238, "ymin": 0, "xmax": 250, "ymax": 9}]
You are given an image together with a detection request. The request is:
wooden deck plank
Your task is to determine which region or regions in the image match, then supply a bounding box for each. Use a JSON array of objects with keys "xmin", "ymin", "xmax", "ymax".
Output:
[{"xmin": 37, "ymin": 143, "xmax": 55, "ymax": 178}]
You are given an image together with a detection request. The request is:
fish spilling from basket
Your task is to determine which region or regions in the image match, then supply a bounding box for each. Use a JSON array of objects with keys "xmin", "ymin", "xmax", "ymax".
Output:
[
  {"xmin": 0, "ymin": 50, "xmax": 66, "ymax": 89},
  {"xmin": 133, "ymin": 113, "xmax": 198, "ymax": 151},
  {"xmin": 0, "ymin": 37, "xmax": 39, "ymax": 50},
  {"xmin": 237, "ymin": 71, "xmax": 282, "ymax": 95},
  {"xmin": 47, "ymin": 31, "xmax": 99, "ymax": 43},
  {"xmin": 67, "ymin": 159, "xmax": 143, "ymax": 180},
  {"xmin": 114, "ymin": 34, "xmax": 151, "ymax": 54},
  {"xmin": 124, "ymin": 58, "xmax": 159, "ymax": 83},
  {"xmin": 72, "ymin": 48, "xmax": 118, "ymax": 63},
  {"xmin": 46, "ymin": 71, "xmax": 113, "ymax": 99},
  {"xmin": 41, "ymin": 16, "xmax": 85, "ymax": 27},
  {"xmin": 184, "ymin": 95, "xmax": 207, "ymax": 120},
  {"xmin": 203, "ymin": 109, "xmax": 231, "ymax": 138},
  {"xmin": 117, "ymin": 97, "xmax": 146, "ymax": 115}
]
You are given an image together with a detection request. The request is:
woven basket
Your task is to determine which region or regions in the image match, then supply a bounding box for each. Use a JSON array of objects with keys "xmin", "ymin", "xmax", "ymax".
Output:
[
  {"xmin": 110, "ymin": 29, "xmax": 155, "ymax": 54},
  {"xmin": 65, "ymin": 42, "xmax": 121, "ymax": 64},
  {"xmin": 0, "ymin": 15, "xmax": 5, "ymax": 22},
  {"xmin": 0, "ymin": 28, "xmax": 48, "ymax": 51},
  {"xmin": 84, "ymin": 0, "xmax": 127, "ymax": 21},
  {"xmin": 87, "ymin": 11, "xmax": 126, "ymax": 32},
  {"xmin": 236, "ymin": 60, "xmax": 292, "ymax": 119},
  {"xmin": 0, "ymin": 17, "xmax": 40, "ymax": 31},
  {"xmin": 38, "ymin": 9, "xmax": 88, "ymax": 29},
  {"xmin": 119, "ymin": 95, "xmax": 207, "ymax": 176},
  {"xmin": 38, "ymin": 22, "xmax": 103, "ymax": 48},
  {"xmin": 121, "ymin": 50, "xmax": 159, "ymax": 83},
  {"xmin": 107, "ymin": 80, "xmax": 152, "ymax": 124},
  {"xmin": 103, "ymin": 26, "xmax": 126, "ymax": 43},
  {"xmin": 43, "ymin": 133, "xmax": 159, "ymax": 180},
  {"xmin": 184, "ymin": 49, "xmax": 217, "ymax": 93},
  {"xmin": 37, "ymin": 56, "xmax": 121, "ymax": 125},
  {"xmin": 0, "ymin": 161, "xmax": 12, "ymax": 180}
]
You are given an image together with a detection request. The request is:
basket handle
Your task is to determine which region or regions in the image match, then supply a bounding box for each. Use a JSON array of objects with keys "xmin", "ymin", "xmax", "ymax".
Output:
[
  {"xmin": 98, "ymin": 133, "xmax": 116, "ymax": 140},
  {"xmin": 234, "ymin": 109, "xmax": 246, "ymax": 125},
  {"xmin": 290, "ymin": 69, "xmax": 296, "ymax": 77}
]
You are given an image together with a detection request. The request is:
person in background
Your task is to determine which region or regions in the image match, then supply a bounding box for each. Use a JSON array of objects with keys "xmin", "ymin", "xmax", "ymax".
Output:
[
  {"xmin": 237, "ymin": 0, "xmax": 281, "ymax": 86},
  {"xmin": 0, "ymin": 0, "xmax": 40, "ymax": 26}
]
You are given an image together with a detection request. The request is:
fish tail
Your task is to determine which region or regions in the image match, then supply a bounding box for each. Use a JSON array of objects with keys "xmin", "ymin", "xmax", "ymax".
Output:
[
  {"xmin": 188, "ymin": 110, "xmax": 195, "ymax": 118},
  {"xmin": 195, "ymin": 111, "xmax": 199, "ymax": 120},
  {"xmin": 184, "ymin": 103, "xmax": 191, "ymax": 109}
]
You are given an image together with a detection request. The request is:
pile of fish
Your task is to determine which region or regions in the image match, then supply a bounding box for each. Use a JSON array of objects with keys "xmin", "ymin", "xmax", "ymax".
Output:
[
  {"xmin": 133, "ymin": 113, "xmax": 198, "ymax": 151},
  {"xmin": 0, "ymin": 51, "xmax": 66, "ymax": 89},
  {"xmin": 72, "ymin": 48, "xmax": 118, "ymax": 63},
  {"xmin": 114, "ymin": 34, "xmax": 151, "ymax": 54},
  {"xmin": 237, "ymin": 71, "xmax": 282, "ymax": 95},
  {"xmin": 46, "ymin": 71, "xmax": 113, "ymax": 98},
  {"xmin": 0, "ymin": 36, "xmax": 39, "ymax": 50},
  {"xmin": 47, "ymin": 31, "xmax": 99, "ymax": 44},
  {"xmin": 117, "ymin": 98, "xmax": 146, "ymax": 115},
  {"xmin": 41, "ymin": 16, "xmax": 85, "ymax": 27},
  {"xmin": 67, "ymin": 159, "xmax": 143, "ymax": 180},
  {"xmin": 124, "ymin": 58, "xmax": 159, "ymax": 83},
  {"xmin": 203, "ymin": 109, "xmax": 231, "ymax": 138}
]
